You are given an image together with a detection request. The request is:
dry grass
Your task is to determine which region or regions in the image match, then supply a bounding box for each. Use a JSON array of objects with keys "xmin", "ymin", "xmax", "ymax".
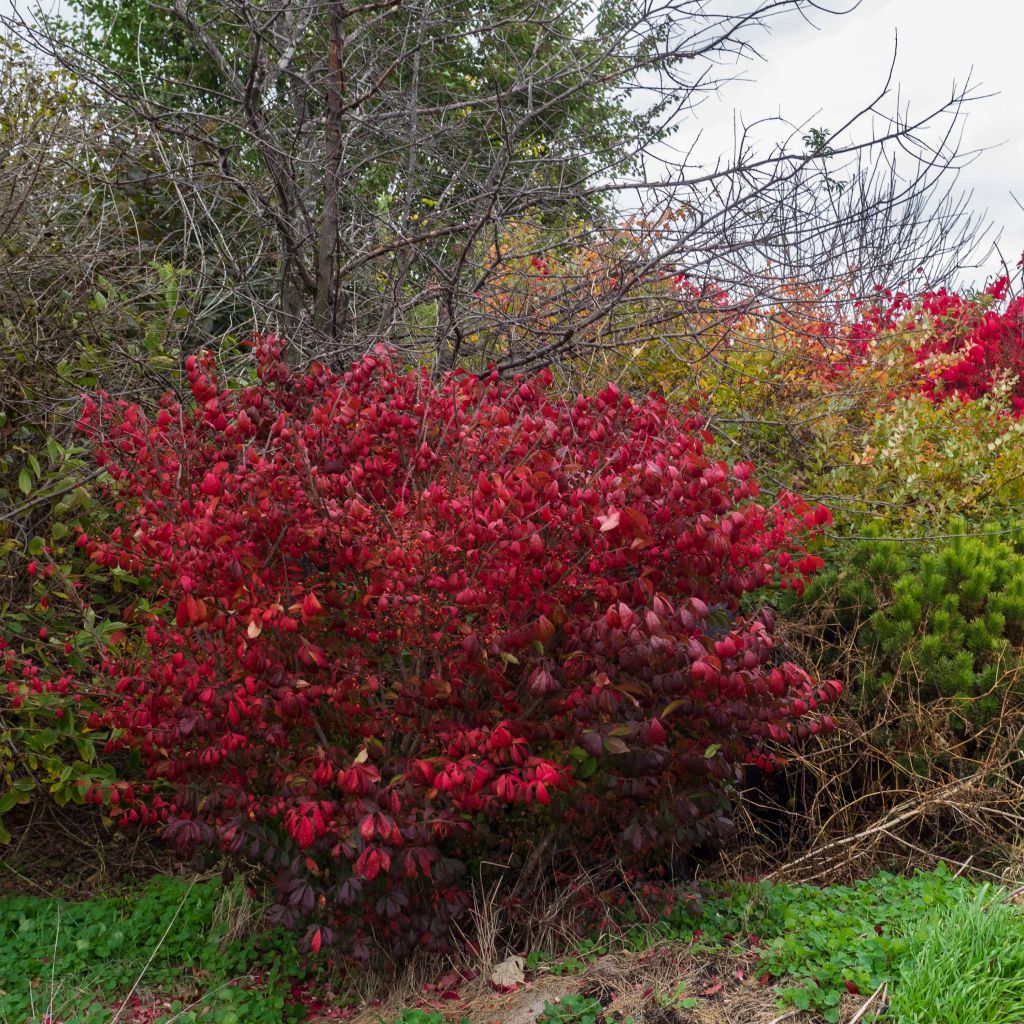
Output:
[
  {"xmin": 713, "ymin": 601, "xmax": 1024, "ymax": 889},
  {"xmin": 747, "ymin": 570, "xmax": 1024, "ymax": 880},
  {"xmin": 337, "ymin": 943, "xmax": 871, "ymax": 1024},
  {"xmin": 210, "ymin": 873, "xmax": 266, "ymax": 946}
]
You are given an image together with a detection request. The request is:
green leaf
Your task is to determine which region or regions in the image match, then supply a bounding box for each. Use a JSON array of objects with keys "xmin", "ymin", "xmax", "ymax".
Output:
[{"xmin": 17, "ymin": 468, "xmax": 31, "ymax": 495}]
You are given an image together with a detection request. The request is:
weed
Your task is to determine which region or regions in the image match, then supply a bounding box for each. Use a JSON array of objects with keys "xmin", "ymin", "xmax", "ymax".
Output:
[
  {"xmin": 653, "ymin": 981, "xmax": 698, "ymax": 1012},
  {"xmin": 537, "ymin": 994, "xmax": 605, "ymax": 1024}
]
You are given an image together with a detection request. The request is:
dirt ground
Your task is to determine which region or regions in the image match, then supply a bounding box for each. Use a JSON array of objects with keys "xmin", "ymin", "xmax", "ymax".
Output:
[{"xmin": 342, "ymin": 944, "xmax": 876, "ymax": 1024}]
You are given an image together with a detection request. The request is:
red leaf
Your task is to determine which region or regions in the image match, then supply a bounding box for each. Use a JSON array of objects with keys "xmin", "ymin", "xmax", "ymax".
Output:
[{"xmin": 200, "ymin": 472, "xmax": 222, "ymax": 497}]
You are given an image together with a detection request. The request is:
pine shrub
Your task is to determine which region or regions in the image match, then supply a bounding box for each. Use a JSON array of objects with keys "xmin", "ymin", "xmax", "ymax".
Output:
[{"xmin": 798, "ymin": 521, "xmax": 1024, "ymax": 747}]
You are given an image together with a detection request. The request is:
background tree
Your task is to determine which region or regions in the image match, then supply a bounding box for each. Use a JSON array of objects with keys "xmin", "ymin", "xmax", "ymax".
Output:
[{"xmin": 3, "ymin": 0, "xmax": 987, "ymax": 372}]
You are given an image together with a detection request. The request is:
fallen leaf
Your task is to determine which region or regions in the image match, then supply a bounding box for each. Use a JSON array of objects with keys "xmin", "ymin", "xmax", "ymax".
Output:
[{"xmin": 490, "ymin": 955, "xmax": 526, "ymax": 988}]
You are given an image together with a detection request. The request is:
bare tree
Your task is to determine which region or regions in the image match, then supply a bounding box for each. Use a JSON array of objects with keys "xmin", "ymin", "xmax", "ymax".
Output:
[{"xmin": 1, "ymin": 0, "xmax": 989, "ymax": 374}]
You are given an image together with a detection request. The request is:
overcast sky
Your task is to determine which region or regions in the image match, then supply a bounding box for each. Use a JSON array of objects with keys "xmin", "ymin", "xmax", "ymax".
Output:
[
  {"xmin": 2, "ymin": 0, "xmax": 1021, "ymax": 280},
  {"xmin": 653, "ymin": 0, "xmax": 1024, "ymax": 279}
]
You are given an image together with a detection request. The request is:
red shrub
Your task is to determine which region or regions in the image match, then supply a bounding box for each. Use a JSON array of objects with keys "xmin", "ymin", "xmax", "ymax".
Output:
[
  {"xmin": 847, "ymin": 275, "xmax": 1024, "ymax": 410},
  {"xmin": 79, "ymin": 337, "xmax": 838, "ymax": 956},
  {"xmin": 911, "ymin": 278, "xmax": 1024, "ymax": 410}
]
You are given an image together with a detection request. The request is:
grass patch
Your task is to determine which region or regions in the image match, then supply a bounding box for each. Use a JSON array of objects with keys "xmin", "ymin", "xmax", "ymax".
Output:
[{"xmin": 888, "ymin": 885, "xmax": 1024, "ymax": 1024}]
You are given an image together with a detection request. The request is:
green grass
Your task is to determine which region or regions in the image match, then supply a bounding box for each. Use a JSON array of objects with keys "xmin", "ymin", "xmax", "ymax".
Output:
[{"xmin": 888, "ymin": 886, "xmax": 1024, "ymax": 1024}]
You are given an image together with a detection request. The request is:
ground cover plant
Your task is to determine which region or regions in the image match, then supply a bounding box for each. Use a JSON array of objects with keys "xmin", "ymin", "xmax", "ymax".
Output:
[
  {"xmin": 0, "ymin": 874, "xmax": 328, "ymax": 1024},
  {"xmin": 0, "ymin": 864, "xmax": 991, "ymax": 1024}
]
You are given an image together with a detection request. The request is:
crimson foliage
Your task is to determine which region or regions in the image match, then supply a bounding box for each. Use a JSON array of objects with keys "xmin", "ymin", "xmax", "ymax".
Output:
[
  {"xmin": 848, "ymin": 274, "xmax": 1024, "ymax": 410},
  {"xmin": 78, "ymin": 337, "xmax": 838, "ymax": 956}
]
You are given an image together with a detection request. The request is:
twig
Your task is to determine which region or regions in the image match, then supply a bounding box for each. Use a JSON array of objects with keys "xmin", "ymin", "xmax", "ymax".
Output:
[
  {"xmin": 952, "ymin": 854, "xmax": 975, "ymax": 878},
  {"xmin": 847, "ymin": 981, "xmax": 887, "ymax": 1024},
  {"xmin": 764, "ymin": 804, "xmax": 926, "ymax": 880}
]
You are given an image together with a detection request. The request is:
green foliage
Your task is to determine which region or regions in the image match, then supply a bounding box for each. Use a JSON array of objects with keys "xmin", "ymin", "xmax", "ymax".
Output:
[
  {"xmin": 0, "ymin": 874, "xmax": 321, "ymax": 1023},
  {"xmin": 0, "ymin": 426, "xmax": 145, "ymax": 842},
  {"xmin": 0, "ymin": 431, "xmax": 122, "ymax": 834},
  {"xmin": 797, "ymin": 521, "xmax": 1024, "ymax": 742},
  {"xmin": 822, "ymin": 383, "xmax": 1024, "ymax": 534},
  {"xmin": 0, "ymin": 45, "xmax": 198, "ymax": 837},
  {"xmin": 537, "ymin": 994, "xmax": 605, "ymax": 1024},
  {"xmin": 888, "ymin": 887, "xmax": 1024, "ymax": 1024}
]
